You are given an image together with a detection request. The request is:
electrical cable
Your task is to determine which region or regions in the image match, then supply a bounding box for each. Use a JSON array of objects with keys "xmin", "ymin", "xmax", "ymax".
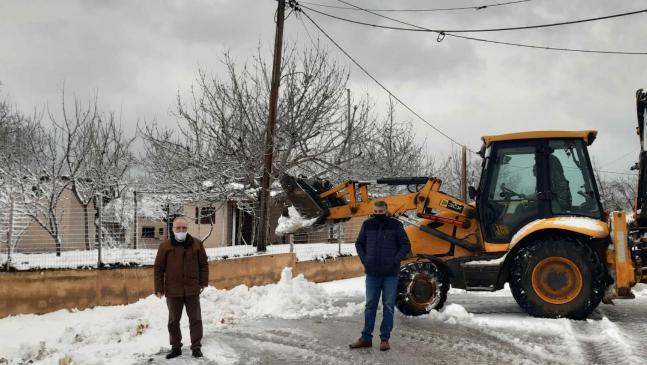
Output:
[
  {"xmin": 600, "ymin": 148, "xmax": 638, "ymax": 168},
  {"xmin": 300, "ymin": 0, "xmax": 532, "ymax": 12},
  {"xmin": 300, "ymin": 3, "xmax": 647, "ymax": 55},
  {"xmin": 598, "ymin": 170, "xmax": 638, "ymax": 176},
  {"xmin": 297, "ymin": 9, "xmax": 477, "ymax": 153},
  {"xmin": 332, "ymin": 1, "xmax": 647, "ymax": 34}
]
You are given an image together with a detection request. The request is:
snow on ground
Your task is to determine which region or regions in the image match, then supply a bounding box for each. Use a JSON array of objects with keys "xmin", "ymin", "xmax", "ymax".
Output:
[
  {"xmin": 0, "ymin": 268, "xmax": 363, "ymax": 365},
  {"xmin": 2, "ymin": 273, "xmax": 647, "ymax": 364},
  {"xmin": 2, "ymin": 243, "xmax": 358, "ymax": 270}
]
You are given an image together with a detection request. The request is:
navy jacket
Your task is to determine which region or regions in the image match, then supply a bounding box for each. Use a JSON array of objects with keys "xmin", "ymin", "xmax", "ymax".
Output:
[{"xmin": 355, "ymin": 217, "xmax": 411, "ymax": 277}]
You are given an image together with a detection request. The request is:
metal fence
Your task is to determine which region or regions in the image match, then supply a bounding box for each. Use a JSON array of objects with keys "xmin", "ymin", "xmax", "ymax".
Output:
[{"xmin": 0, "ymin": 189, "xmax": 361, "ymax": 271}]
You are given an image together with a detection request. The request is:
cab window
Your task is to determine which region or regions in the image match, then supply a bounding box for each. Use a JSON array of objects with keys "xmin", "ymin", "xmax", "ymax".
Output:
[{"xmin": 548, "ymin": 139, "xmax": 602, "ymax": 217}]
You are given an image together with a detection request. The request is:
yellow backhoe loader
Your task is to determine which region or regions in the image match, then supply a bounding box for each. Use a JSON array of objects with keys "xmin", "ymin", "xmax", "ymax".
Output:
[{"xmin": 279, "ymin": 89, "xmax": 647, "ymax": 319}]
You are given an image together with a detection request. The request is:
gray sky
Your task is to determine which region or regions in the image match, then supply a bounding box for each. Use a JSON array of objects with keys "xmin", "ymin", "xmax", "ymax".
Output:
[{"xmin": 1, "ymin": 0, "xmax": 646, "ymax": 178}]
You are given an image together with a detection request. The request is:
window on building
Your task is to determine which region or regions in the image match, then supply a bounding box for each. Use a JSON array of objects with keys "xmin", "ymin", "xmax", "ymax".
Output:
[
  {"xmin": 195, "ymin": 206, "xmax": 217, "ymax": 225},
  {"xmin": 141, "ymin": 227, "xmax": 155, "ymax": 238},
  {"xmin": 158, "ymin": 228, "xmax": 164, "ymax": 237}
]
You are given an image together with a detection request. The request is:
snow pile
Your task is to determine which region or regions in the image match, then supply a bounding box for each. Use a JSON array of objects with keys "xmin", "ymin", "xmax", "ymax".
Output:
[
  {"xmin": 318, "ymin": 275, "xmax": 365, "ymax": 297},
  {"xmin": 202, "ymin": 268, "xmax": 362, "ymax": 321},
  {"xmin": 0, "ymin": 268, "xmax": 362, "ymax": 364},
  {"xmin": 426, "ymin": 304, "xmax": 473, "ymax": 324},
  {"xmin": 634, "ymin": 283, "xmax": 647, "ymax": 297},
  {"xmin": 275, "ymin": 206, "xmax": 319, "ymax": 235}
]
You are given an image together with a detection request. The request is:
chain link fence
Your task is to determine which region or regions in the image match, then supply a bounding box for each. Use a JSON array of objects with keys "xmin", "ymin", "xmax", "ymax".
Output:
[{"xmin": 0, "ymin": 189, "xmax": 361, "ymax": 271}]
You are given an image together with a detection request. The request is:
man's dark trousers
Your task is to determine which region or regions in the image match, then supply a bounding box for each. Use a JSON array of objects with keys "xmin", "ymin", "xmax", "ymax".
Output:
[
  {"xmin": 361, "ymin": 274, "xmax": 398, "ymax": 341},
  {"xmin": 167, "ymin": 295, "xmax": 203, "ymax": 351}
]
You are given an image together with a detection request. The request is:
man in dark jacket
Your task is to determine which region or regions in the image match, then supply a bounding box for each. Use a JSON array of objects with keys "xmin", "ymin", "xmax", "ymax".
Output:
[
  {"xmin": 154, "ymin": 216, "xmax": 209, "ymax": 359},
  {"xmin": 349, "ymin": 201, "xmax": 411, "ymax": 351}
]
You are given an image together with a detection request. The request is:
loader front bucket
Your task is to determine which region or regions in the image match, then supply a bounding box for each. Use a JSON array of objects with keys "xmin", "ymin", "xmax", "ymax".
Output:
[{"xmin": 279, "ymin": 173, "xmax": 346, "ymax": 225}]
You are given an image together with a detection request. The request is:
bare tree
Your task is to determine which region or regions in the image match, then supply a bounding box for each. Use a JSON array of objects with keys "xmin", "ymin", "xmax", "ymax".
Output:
[
  {"xmin": 356, "ymin": 98, "xmax": 434, "ymax": 180},
  {"xmin": 592, "ymin": 158, "xmax": 636, "ymax": 211},
  {"xmin": 50, "ymin": 93, "xmax": 136, "ymax": 250},
  {"xmin": 141, "ymin": 43, "xmax": 376, "ymax": 242},
  {"xmin": 3, "ymin": 91, "xmax": 136, "ymax": 255}
]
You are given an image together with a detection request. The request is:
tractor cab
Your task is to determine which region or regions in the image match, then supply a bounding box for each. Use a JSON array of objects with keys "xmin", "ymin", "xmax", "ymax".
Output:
[{"xmin": 476, "ymin": 131, "xmax": 604, "ymax": 243}]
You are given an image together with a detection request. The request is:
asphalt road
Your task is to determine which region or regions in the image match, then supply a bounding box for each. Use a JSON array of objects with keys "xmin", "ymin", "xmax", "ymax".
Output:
[{"xmin": 139, "ymin": 287, "xmax": 647, "ymax": 365}]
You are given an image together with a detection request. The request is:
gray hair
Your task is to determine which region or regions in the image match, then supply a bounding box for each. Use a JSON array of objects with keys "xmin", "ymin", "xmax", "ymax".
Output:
[
  {"xmin": 374, "ymin": 201, "xmax": 388, "ymax": 209},
  {"xmin": 172, "ymin": 216, "xmax": 189, "ymax": 225}
]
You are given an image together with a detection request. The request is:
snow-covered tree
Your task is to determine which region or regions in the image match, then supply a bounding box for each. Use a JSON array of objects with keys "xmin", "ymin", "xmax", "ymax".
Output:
[{"xmin": 2, "ymin": 91, "xmax": 136, "ymax": 255}]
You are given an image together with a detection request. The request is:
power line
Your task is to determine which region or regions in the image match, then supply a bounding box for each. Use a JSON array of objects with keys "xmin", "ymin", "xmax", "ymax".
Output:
[
  {"xmin": 598, "ymin": 170, "xmax": 638, "ymax": 176},
  {"xmin": 296, "ymin": 9, "xmax": 475, "ymax": 153},
  {"xmin": 600, "ymin": 148, "xmax": 638, "ymax": 168},
  {"xmin": 300, "ymin": 3, "xmax": 647, "ymax": 55},
  {"xmin": 301, "ymin": 0, "xmax": 533, "ymax": 12},
  {"xmin": 327, "ymin": 1, "xmax": 647, "ymax": 33}
]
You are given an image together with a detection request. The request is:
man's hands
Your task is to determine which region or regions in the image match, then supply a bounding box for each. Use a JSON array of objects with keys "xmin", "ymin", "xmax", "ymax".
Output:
[{"xmin": 155, "ymin": 292, "xmax": 164, "ymax": 298}]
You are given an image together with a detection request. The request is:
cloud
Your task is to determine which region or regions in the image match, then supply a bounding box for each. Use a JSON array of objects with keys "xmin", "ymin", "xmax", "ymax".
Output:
[{"xmin": 0, "ymin": 0, "xmax": 646, "ymax": 171}]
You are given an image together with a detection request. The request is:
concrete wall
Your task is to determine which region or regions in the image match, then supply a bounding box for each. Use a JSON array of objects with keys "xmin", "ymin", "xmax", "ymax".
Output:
[
  {"xmin": 0, "ymin": 254, "xmax": 363, "ymax": 318},
  {"xmin": 294, "ymin": 256, "xmax": 365, "ymax": 283}
]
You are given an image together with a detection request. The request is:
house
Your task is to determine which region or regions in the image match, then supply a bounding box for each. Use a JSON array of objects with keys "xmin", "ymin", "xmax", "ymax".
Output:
[
  {"xmin": 3, "ymin": 189, "xmax": 97, "ymax": 254},
  {"xmin": 131, "ymin": 199, "xmax": 287, "ymax": 249},
  {"xmin": 2, "ymin": 187, "xmax": 361, "ymax": 255}
]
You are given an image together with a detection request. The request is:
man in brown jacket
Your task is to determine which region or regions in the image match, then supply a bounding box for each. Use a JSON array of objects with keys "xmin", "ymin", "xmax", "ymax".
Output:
[{"xmin": 154, "ymin": 216, "xmax": 209, "ymax": 359}]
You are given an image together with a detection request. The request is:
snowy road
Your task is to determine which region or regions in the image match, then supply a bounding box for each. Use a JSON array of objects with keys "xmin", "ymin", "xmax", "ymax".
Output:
[{"xmin": 2, "ymin": 270, "xmax": 647, "ymax": 364}]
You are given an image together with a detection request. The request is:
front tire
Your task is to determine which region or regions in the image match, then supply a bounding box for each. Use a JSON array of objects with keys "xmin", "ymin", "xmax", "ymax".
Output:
[
  {"xmin": 396, "ymin": 261, "xmax": 449, "ymax": 316},
  {"xmin": 509, "ymin": 236, "xmax": 607, "ymax": 319}
]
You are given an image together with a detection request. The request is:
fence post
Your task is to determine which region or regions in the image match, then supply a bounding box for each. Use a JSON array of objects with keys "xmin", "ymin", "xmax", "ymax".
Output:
[
  {"xmin": 133, "ymin": 191, "xmax": 138, "ymax": 249},
  {"xmin": 97, "ymin": 194, "xmax": 103, "ymax": 268},
  {"xmin": 338, "ymin": 225, "xmax": 342, "ymax": 256},
  {"xmin": 5, "ymin": 192, "xmax": 15, "ymax": 270}
]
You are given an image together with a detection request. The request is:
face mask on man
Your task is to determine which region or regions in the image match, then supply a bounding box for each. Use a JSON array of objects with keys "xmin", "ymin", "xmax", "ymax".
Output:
[
  {"xmin": 373, "ymin": 213, "xmax": 387, "ymax": 220},
  {"xmin": 174, "ymin": 231, "xmax": 188, "ymax": 242}
]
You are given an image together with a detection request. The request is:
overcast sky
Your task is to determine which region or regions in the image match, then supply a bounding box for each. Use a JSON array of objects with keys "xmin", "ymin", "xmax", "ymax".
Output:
[{"xmin": 1, "ymin": 0, "xmax": 646, "ymax": 178}]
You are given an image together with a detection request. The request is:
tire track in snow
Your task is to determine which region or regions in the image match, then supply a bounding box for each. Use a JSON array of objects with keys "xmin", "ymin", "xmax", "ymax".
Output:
[
  {"xmin": 572, "ymin": 300, "xmax": 647, "ymax": 365},
  {"xmin": 568, "ymin": 316, "xmax": 640, "ymax": 365},
  {"xmin": 216, "ymin": 326, "xmax": 374, "ymax": 365},
  {"xmin": 391, "ymin": 321, "xmax": 539, "ymax": 364}
]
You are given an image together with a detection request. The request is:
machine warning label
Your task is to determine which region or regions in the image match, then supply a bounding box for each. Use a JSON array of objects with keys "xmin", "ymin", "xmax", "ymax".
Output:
[{"xmin": 441, "ymin": 199, "xmax": 464, "ymax": 213}]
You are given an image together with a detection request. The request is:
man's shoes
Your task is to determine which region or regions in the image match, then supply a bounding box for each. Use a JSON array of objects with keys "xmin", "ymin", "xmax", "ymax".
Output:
[
  {"xmin": 165, "ymin": 348, "xmax": 182, "ymax": 359},
  {"xmin": 380, "ymin": 339, "xmax": 390, "ymax": 351},
  {"xmin": 349, "ymin": 338, "xmax": 372, "ymax": 349},
  {"xmin": 192, "ymin": 349, "xmax": 204, "ymax": 358}
]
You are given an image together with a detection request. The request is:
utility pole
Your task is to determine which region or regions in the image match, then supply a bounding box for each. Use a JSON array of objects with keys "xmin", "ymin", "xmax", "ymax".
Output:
[
  {"xmin": 461, "ymin": 145, "xmax": 468, "ymax": 202},
  {"xmin": 257, "ymin": 0, "xmax": 286, "ymax": 252},
  {"xmin": 347, "ymin": 88, "xmax": 351, "ymax": 173}
]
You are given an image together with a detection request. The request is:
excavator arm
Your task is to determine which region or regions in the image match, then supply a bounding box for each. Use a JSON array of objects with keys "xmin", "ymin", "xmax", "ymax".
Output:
[
  {"xmin": 279, "ymin": 173, "xmax": 480, "ymax": 251},
  {"xmin": 280, "ymin": 174, "xmax": 475, "ymax": 224}
]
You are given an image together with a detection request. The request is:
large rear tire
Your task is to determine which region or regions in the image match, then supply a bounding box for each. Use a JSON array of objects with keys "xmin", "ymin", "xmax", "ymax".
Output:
[
  {"xmin": 509, "ymin": 236, "xmax": 607, "ymax": 319},
  {"xmin": 396, "ymin": 261, "xmax": 449, "ymax": 316}
]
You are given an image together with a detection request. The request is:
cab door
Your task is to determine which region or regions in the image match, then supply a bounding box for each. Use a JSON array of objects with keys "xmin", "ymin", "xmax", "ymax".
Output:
[{"xmin": 478, "ymin": 141, "xmax": 546, "ymax": 243}]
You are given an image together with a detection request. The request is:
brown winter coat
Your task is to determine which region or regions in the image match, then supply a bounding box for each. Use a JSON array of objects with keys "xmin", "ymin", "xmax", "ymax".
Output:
[{"xmin": 154, "ymin": 235, "xmax": 209, "ymax": 297}]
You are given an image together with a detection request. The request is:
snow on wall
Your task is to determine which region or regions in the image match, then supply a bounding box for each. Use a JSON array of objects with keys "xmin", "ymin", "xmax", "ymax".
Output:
[{"xmin": 3, "ymin": 243, "xmax": 358, "ymax": 270}]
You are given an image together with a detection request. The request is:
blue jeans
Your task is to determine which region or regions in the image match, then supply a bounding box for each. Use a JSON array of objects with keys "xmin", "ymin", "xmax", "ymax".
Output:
[{"xmin": 361, "ymin": 274, "xmax": 398, "ymax": 341}]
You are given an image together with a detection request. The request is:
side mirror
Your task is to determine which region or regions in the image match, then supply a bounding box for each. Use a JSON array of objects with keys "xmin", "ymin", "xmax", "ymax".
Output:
[{"xmin": 468, "ymin": 186, "xmax": 478, "ymax": 200}]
